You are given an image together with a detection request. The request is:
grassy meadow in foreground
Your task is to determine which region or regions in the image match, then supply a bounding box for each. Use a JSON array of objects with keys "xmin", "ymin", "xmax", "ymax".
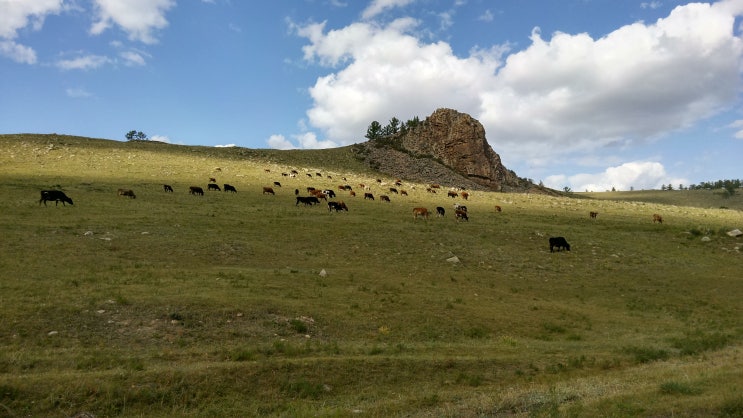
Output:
[{"xmin": 0, "ymin": 134, "xmax": 742, "ymax": 417}]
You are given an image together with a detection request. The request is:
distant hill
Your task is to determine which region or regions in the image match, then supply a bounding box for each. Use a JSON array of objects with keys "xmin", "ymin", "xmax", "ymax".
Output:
[{"xmin": 582, "ymin": 189, "xmax": 743, "ymax": 211}]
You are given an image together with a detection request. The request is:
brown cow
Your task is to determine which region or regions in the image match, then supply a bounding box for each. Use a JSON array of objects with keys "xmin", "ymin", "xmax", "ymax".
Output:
[
  {"xmin": 447, "ymin": 191, "xmax": 458, "ymax": 198},
  {"xmin": 413, "ymin": 207, "xmax": 429, "ymax": 219},
  {"xmin": 455, "ymin": 209, "xmax": 469, "ymax": 221},
  {"xmin": 117, "ymin": 188, "xmax": 136, "ymax": 199},
  {"xmin": 262, "ymin": 187, "xmax": 275, "ymax": 195},
  {"xmin": 461, "ymin": 191, "xmax": 469, "ymax": 200},
  {"xmin": 380, "ymin": 195, "xmax": 390, "ymax": 202},
  {"xmin": 209, "ymin": 177, "xmax": 217, "ymax": 183},
  {"xmin": 349, "ymin": 191, "xmax": 356, "ymax": 197},
  {"xmin": 652, "ymin": 213, "xmax": 663, "ymax": 223},
  {"xmin": 495, "ymin": 205, "xmax": 502, "ymax": 212},
  {"xmin": 400, "ymin": 190, "xmax": 408, "ymax": 196},
  {"xmin": 189, "ymin": 186, "xmax": 204, "ymax": 196},
  {"xmin": 589, "ymin": 211, "xmax": 598, "ymax": 219}
]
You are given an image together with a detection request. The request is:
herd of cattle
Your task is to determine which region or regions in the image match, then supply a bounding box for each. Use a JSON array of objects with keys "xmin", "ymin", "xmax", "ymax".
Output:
[{"xmin": 38, "ymin": 172, "xmax": 666, "ymax": 253}]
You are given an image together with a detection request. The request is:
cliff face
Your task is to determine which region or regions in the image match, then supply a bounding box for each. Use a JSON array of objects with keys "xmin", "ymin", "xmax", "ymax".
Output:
[{"xmin": 354, "ymin": 108, "xmax": 529, "ymax": 192}]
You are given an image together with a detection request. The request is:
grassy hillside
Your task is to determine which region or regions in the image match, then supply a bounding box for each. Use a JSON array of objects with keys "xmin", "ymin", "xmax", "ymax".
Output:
[{"xmin": 1, "ymin": 134, "xmax": 742, "ymax": 417}]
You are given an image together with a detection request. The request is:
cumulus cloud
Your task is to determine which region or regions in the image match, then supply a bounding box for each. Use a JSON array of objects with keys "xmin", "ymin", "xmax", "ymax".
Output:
[
  {"xmin": 544, "ymin": 161, "xmax": 688, "ymax": 192},
  {"xmin": 0, "ymin": 0, "xmax": 63, "ymax": 64},
  {"xmin": 267, "ymin": 134, "xmax": 296, "ymax": 150},
  {"xmin": 361, "ymin": 0, "xmax": 416, "ymax": 20},
  {"xmin": 0, "ymin": 40, "xmax": 37, "ymax": 64},
  {"xmin": 296, "ymin": 1, "xmax": 743, "ymax": 162},
  {"xmin": 90, "ymin": 0, "xmax": 175, "ymax": 44}
]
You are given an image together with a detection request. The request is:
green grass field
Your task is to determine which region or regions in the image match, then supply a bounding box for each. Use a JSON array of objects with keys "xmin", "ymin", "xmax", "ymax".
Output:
[{"xmin": 1, "ymin": 134, "xmax": 742, "ymax": 417}]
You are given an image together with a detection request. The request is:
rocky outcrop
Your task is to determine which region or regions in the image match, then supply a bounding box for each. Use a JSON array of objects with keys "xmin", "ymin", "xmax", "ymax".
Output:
[{"xmin": 353, "ymin": 108, "xmax": 533, "ymax": 192}]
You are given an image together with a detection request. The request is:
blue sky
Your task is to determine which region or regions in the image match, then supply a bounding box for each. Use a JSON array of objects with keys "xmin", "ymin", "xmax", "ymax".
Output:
[{"xmin": 1, "ymin": 0, "xmax": 742, "ymax": 191}]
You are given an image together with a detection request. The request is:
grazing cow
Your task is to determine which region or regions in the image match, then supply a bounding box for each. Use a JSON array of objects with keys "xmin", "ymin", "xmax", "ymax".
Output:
[
  {"xmin": 549, "ymin": 237, "xmax": 571, "ymax": 252},
  {"xmin": 224, "ymin": 184, "xmax": 237, "ymax": 193},
  {"xmin": 455, "ymin": 209, "xmax": 469, "ymax": 221},
  {"xmin": 495, "ymin": 205, "xmax": 502, "ymax": 213},
  {"xmin": 291, "ymin": 170, "xmax": 299, "ymax": 175},
  {"xmin": 322, "ymin": 189, "xmax": 336, "ymax": 198},
  {"xmin": 163, "ymin": 184, "xmax": 174, "ymax": 192},
  {"xmin": 316, "ymin": 172, "xmax": 322, "ymax": 177},
  {"xmin": 262, "ymin": 187, "xmax": 275, "ymax": 195},
  {"xmin": 282, "ymin": 172, "xmax": 289, "ymax": 177},
  {"xmin": 430, "ymin": 184, "xmax": 441, "ymax": 189},
  {"xmin": 328, "ymin": 201, "xmax": 348, "ymax": 212},
  {"xmin": 364, "ymin": 193, "xmax": 375, "ymax": 200},
  {"xmin": 436, "ymin": 206, "xmax": 445, "ymax": 217},
  {"xmin": 207, "ymin": 183, "xmax": 221, "ymax": 191},
  {"xmin": 652, "ymin": 214, "xmax": 663, "ymax": 224},
  {"xmin": 39, "ymin": 190, "xmax": 74, "ymax": 206},
  {"xmin": 189, "ymin": 186, "xmax": 204, "ymax": 196},
  {"xmin": 400, "ymin": 190, "xmax": 408, "ymax": 196},
  {"xmin": 117, "ymin": 188, "xmax": 136, "ymax": 199},
  {"xmin": 264, "ymin": 168, "xmax": 271, "ymax": 173},
  {"xmin": 589, "ymin": 211, "xmax": 598, "ymax": 219},
  {"xmin": 209, "ymin": 177, "xmax": 216, "ymax": 183},
  {"xmin": 447, "ymin": 190, "xmax": 458, "ymax": 198},
  {"xmin": 380, "ymin": 195, "xmax": 390, "ymax": 202},
  {"xmin": 454, "ymin": 203, "xmax": 467, "ymax": 212},
  {"xmin": 296, "ymin": 196, "xmax": 320, "ymax": 206},
  {"xmin": 413, "ymin": 207, "xmax": 429, "ymax": 219},
  {"xmin": 461, "ymin": 192, "xmax": 470, "ymax": 200},
  {"xmin": 349, "ymin": 191, "xmax": 356, "ymax": 197},
  {"xmin": 273, "ymin": 181, "xmax": 282, "ymax": 187},
  {"xmin": 389, "ymin": 187, "xmax": 398, "ymax": 194},
  {"xmin": 306, "ymin": 173, "xmax": 313, "ymax": 178}
]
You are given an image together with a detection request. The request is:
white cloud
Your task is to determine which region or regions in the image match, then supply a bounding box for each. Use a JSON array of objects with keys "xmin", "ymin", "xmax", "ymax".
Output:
[
  {"xmin": 297, "ymin": 1, "xmax": 743, "ymax": 160},
  {"xmin": 0, "ymin": 0, "xmax": 63, "ymax": 64},
  {"xmin": 641, "ymin": 1, "xmax": 662, "ymax": 10},
  {"xmin": 361, "ymin": 0, "xmax": 416, "ymax": 20},
  {"xmin": 478, "ymin": 10, "xmax": 495, "ymax": 22},
  {"xmin": 65, "ymin": 88, "xmax": 93, "ymax": 98},
  {"xmin": 730, "ymin": 120, "xmax": 743, "ymax": 139},
  {"xmin": 90, "ymin": 0, "xmax": 175, "ymax": 44},
  {"xmin": 267, "ymin": 134, "xmax": 296, "ymax": 150},
  {"xmin": 120, "ymin": 50, "xmax": 147, "ymax": 66},
  {"xmin": 56, "ymin": 54, "xmax": 112, "ymax": 70},
  {"xmin": 150, "ymin": 135, "xmax": 171, "ymax": 143},
  {"xmin": 0, "ymin": 40, "xmax": 37, "ymax": 64},
  {"xmin": 544, "ymin": 161, "xmax": 687, "ymax": 192}
]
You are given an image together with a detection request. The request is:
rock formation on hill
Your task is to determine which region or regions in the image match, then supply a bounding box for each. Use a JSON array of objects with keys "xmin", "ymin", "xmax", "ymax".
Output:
[{"xmin": 352, "ymin": 108, "xmax": 535, "ymax": 192}]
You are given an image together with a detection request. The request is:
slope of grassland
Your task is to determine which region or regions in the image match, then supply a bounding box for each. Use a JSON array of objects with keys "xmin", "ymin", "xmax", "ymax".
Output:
[{"xmin": 0, "ymin": 134, "xmax": 742, "ymax": 417}]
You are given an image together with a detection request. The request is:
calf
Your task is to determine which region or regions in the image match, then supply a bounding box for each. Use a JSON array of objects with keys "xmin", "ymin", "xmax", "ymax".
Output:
[
  {"xmin": 224, "ymin": 184, "xmax": 237, "ymax": 193},
  {"xmin": 39, "ymin": 190, "xmax": 73, "ymax": 206},
  {"xmin": 209, "ymin": 177, "xmax": 217, "ymax": 183},
  {"xmin": 207, "ymin": 183, "xmax": 221, "ymax": 191},
  {"xmin": 413, "ymin": 207, "xmax": 429, "ymax": 219},
  {"xmin": 589, "ymin": 211, "xmax": 598, "ymax": 219},
  {"xmin": 549, "ymin": 237, "xmax": 571, "ymax": 252},
  {"xmin": 163, "ymin": 184, "xmax": 174, "ymax": 192},
  {"xmin": 189, "ymin": 186, "xmax": 204, "ymax": 196},
  {"xmin": 495, "ymin": 205, "xmax": 502, "ymax": 212},
  {"xmin": 455, "ymin": 209, "xmax": 469, "ymax": 221},
  {"xmin": 652, "ymin": 213, "xmax": 663, "ymax": 224},
  {"xmin": 117, "ymin": 188, "xmax": 136, "ymax": 199},
  {"xmin": 436, "ymin": 206, "xmax": 445, "ymax": 217},
  {"xmin": 262, "ymin": 186, "xmax": 275, "ymax": 195}
]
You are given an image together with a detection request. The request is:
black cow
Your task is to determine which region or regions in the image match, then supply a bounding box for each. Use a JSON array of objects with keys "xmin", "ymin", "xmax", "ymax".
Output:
[
  {"xmin": 39, "ymin": 190, "xmax": 73, "ymax": 206},
  {"xmin": 322, "ymin": 189, "xmax": 336, "ymax": 198},
  {"xmin": 436, "ymin": 206, "xmax": 445, "ymax": 217},
  {"xmin": 296, "ymin": 196, "xmax": 320, "ymax": 206},
  {"xmin": 189, "ymin": 186, "xmax": 204, "ymax": 196},
  {"xmin": 224, "ymin": 184, "xmax": 237, "ymax": 193},
  {"xmin": 328, "ymin": 201, "xmax": 348, "ymax": 212},
  {"xmin": 163, "ymin": 184, "xmax": 174, "ymax": 192},
  {"xmin": 207, "ymin": 183, "xmax": 221, "ymax": 191},
  {"xmin": 549, "ymin": 237, "xmax": 571, "ymax": 252},
  {"xmin": 274, "ymin": 181, "xmax": 282, "ymax": 187}
]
